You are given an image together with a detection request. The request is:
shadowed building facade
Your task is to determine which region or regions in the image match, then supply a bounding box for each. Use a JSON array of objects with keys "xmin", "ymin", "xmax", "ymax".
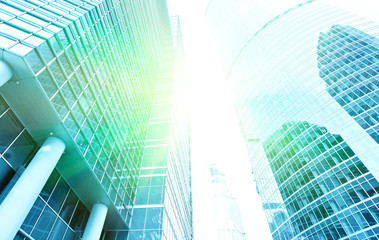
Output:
[
  {"xmin": 207, "ymin": 0, "xmax": 379, "ymax": 239},
  {"xmin": 0, "ymin": 0, "xmax": 191, "ymax": 239}
]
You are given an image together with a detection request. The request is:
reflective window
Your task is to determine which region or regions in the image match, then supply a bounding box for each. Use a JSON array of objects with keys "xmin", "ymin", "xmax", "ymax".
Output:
[
  {"xmin": 48, "ymin": 178, "xmax": 70, "ymax": 213},
  {"xmin": 0, "ymin": 111, "xmax": 22, "ymax": 153}
]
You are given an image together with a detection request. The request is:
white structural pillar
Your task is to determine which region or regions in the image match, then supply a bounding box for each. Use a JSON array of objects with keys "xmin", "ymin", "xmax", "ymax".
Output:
[
  {"xmin": 82, "ymin": 203, "xmax": 108, "ymax": 240},
  {"xmin": 0, "ymin": 137, "xmax": 65, "ymax": 240},
  {"xmin": 0, "ymin": 61, "xmax": 12, "ymax": 87}
]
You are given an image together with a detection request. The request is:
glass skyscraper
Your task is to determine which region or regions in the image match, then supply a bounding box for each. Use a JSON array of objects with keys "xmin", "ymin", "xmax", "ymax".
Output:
[
  {"xmin": 207, "ymin": 0, "xmax": 379, "ymax": 239},
  {"xmin": 318, "ymin": 24, "xmax": 379, "ymax": 144},
  {"xmin": 210, "ymin": 164, "xmax": 246, "ymax": 240},
  {"xmin": 0, "ymin": 0, "xmax": 192, "ymax": 239}
]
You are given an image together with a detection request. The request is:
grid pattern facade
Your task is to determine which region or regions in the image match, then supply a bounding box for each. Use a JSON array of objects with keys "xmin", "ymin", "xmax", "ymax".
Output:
[
  {"xmin": 122, "ymin": 17, "xmax": 192, "ymax": 240},
  {"xmin": 15, "ymin": 169, "xmax": 90, "ymax": 240},
  {"xmin": 0, "ymin": 95, "xmax": 89, "ymax": 240},
  {"xmin": 263, "ymin": 122, "xmax": 379, "ymax": 239},
  {"xmin": 318, "ymin": 25, "xmax": 379, "ymax": 144},
  {"xmin": 162, "ymin": 17, "xmax": 192, "ymax": 240},
  {"xmin": 0, "ymin": 0, "xmax": 167, "ymax": 228},
  {"xmin": 0, "ymin": 95, "xmax": 38, "ymax": 195},
  {"xmin": 206, "ymin": 1, "xmax": 379, "ymax": 240},
  {"xmin": 0, "ymin": 0, "xmax": 191, "ymax": 239}
]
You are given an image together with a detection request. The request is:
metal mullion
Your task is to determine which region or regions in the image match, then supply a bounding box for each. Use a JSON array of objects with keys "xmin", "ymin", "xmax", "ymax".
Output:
[
  {"xmin": 32, "ymin": 7, "xmax": 69, "ymax": 28},
  {"xmin": 0, "ymin": 20, "xmax": 35, "ymax": 43},
  {"xmin": 45, "ymin": 187, "xmax": 73, "ymax": 239},
  {"xmin": 0, "ymin": 106, "xmax": 11, "ymax": 119},
  {"xmin": 0, "ymin": 128, "xmax": 27, "ymax": 172},
  {"xmin": 3, "ymin": 1, "xmax": 64, "ymax": 32},
  {"xmin": 60, "ymin": 199, "xmax": 79, "ymax": 239},
  {"xmin": 27, "ymin": 9, "xmax": 66, "ymax": 29},
  {"xmin": 4, "ymin": 0, "xmax": 36, "ymax": 12}
]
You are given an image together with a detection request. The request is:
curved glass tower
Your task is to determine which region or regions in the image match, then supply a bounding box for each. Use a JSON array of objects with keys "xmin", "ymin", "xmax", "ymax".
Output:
[{"xmin": 206, "ymin": 0, "xmax": 379, "ymax": 239}]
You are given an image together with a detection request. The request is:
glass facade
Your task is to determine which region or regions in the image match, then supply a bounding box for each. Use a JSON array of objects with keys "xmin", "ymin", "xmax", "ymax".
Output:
[
  {"xmin": 16, "ymin": 169, "xmax": 90, "ymax": 240},
  {"xmin": 206, "ymin": 0, "xmax": 379, "ymax": 239},
  {"xmin": 210, "ymin": 164, "xmax": 246, "ymax": 240},
  {"xmin": 0, "ymin": 94, "xmax": 89, "ymax": 240},
  {"xmin": 318, "ymin": 25, "xmax": 379, "ymax": 144},
  {"xmin": 0, "ymin": 0, "xmax": 191, "ymax": 239},
  {"xmin": 0, "ymin": 95, "xmax": 38, "ymax": 196},
  {"xmin": 263, "ymin": 122, "xmax": 379, "ymax": 239},
  {"xmin": 122, "ymin": 16, "xmax": 192, "ymax": 240}
]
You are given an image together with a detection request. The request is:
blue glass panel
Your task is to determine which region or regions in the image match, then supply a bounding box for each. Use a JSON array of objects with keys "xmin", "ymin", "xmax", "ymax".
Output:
[
  {"xmin": 0, "ymin": 159, "xmax": 15, "ymax": 195},
  {"xmin": 130, "ymin": 208, "xmax": 146, "ymax": 229},
  {"xmin": 31, "ymin": 206, "xmax": 57, "ymax": 239},
  {"xmin": 148, "ymin": 187, "xmax": 163, "ymax": 204},
  {"xmin": 69, "ymin": 202, "xmax": 88, "ymax": 237},
  {"xmin": 48, "ymin": 177, "xmax": 69, "ymax": 212},
  {"xmin": 59, "ymin": 190, "xmax": 78, "ymax": 223},
  {"xmin": 21, "ymin": 197, "xmax": 45, "ymax": 234},
  {"xmin": 135, "ymin": 187, "xmax": 149, "ymax": 205},
  {"xmin": 116, "ymin": 231, "xmax": 128, "ymax": 240},
  {"xmin": 0, "ymin": 111, "xmax": 22, "ymax": 154},
  {"xmin": 144, "ymin": 230, "xmax": 161, "ymax": 240},
  {"xmin": 40, "ymin": 169, "xmax": 60, "ymax": 201},
  {"xmin": 127, "ymin": 231, "xmax": 143, "ymax": 240},
  {"xmin": 145, "ymin": 208, "xmax": 162, "ymax": 230},
  {"xmin": 5, "ymin": 131, "xmax": 37, "ymax": 170},
  {"xmin": 48, "ymin": 216, "xmax": 67, "ymax": 239}
]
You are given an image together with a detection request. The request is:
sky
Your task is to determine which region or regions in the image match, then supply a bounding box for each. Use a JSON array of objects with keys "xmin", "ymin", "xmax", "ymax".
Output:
[{"xmin": 165, "ymin": 0, "xmax": 273, "ymax": 239}]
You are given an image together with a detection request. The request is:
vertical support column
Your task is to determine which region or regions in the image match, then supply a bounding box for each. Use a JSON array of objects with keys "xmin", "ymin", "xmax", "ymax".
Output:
[
  {"xmin": 82, "ymin": 203, "xmax": 108, "ymax": 240},
  {"xmin": 0, "ymin": 61, "xmax": 12, "ymax": 87},
  {"xmin": 0, "ymin": 137, "xmax": 65, "ymax": 240}
]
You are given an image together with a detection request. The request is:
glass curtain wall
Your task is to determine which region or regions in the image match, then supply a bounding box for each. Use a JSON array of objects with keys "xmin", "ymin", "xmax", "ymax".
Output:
[{"xmin": 206, "ymin": 0, "xmax": 379, "ymax": 239}]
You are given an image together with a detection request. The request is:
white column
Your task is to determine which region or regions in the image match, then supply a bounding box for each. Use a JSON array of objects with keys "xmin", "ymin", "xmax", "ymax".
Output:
[
  {"xmin": 82, "ymin": 203, "xmax": 108, "ymax": 240},
  {"xmin": 0, "ymin": 137, "xmax": 65, "ymax": 240},
  {"xmin": 0, "ymin": 61, "xmax": 12, "ymax": 87}
]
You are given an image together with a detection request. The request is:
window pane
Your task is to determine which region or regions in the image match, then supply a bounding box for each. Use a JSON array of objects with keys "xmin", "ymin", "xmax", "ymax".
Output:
[
  {"xmin": 21, "ymin": 197, "xmax": 45, "ymax": 234},
  {"xmin": 31, "ymin": 206, "xmax": 57, "ymax": 239},
  {"xmin": 3, "ymin": 131, "xmax": 37, "ymax": 170},
  {"xmin": 145, "ymin": 208, "xmax": 162, "ymax": 230},
  {"xmin": 62, "ymin": 228, "xmax": 77, "ymax": 240},
  {"xmin": 41, "ymin": 169, "xmax": 60, "ymax": 201},
  {"xmin": 144, "ymin": 230, "xmax": 161, "ymax": 240},
  {"xmin": 48, "ymin": 215, "xmax": 67, "ymax": 239},
  {"xmin": 128, "ymin": 231, "xmax": 143, "ymax": 240},
  {"xmin": 0, "ymin": 111, "xmax": 22, "ymax": 153},
  {"xmin": 135, "ymin": 187, "xmax": 148, "ymax": 205},
  {"xmin": 0, "ymin": 96, "xmax": 8, "ymax": 114},
  {"xmin": 48, "ymin": 177, "xmax": 69, "ymax": 212},
  {"xmin": 69, "ymin": 202, "xmax": 88, "ymax": 236},
  {"xmin": 148, "ymin": 187, "xmax": 163, "ymax": 204},
  {"xmin": 130, "ymin": 208, "xmax": 146, "ymax": 229},
  {"xmin": 0, "ymin": 159, "xmax": 15, "ymax": 194},
  {"xmin": 59, "ymin": 190, "xmax": 78, "ymax": 223}
]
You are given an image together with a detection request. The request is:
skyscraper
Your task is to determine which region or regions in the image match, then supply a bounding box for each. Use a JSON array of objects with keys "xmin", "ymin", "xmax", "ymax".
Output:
[
  {"xmin": 0, "ymin": 0, "xmax": 191, "ymax": 239},
  {"xmin": 123, "ymin": 16, "xmax": 192, "ymax": 240},
  {"xmin": 318, "ymin": 24, "xmax": 379, "ymax": 144},
  {"xmin": 210, "ymin": 164, "xmax": 246, "ymax": 240},
  {"xmin": 207, "ymin": 0, "xmax": 379, "ymax": 239}
]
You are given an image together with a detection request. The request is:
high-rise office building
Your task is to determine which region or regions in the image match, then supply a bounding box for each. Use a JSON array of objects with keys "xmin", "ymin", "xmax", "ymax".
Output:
[
  {"xmin": 207, "ymin": 0, "xmax": 379, "ymax": 239},
  {"xmin": 318, "ymin": 24, "xmax": 379, "ymax": 144},
  {"xmin": 262, "ymin": 121, "xmax": 379, "ymax": 239},
  {"xmin": 0, "ymin": 0, "xmax": 191, "ymax": 239},
  {"xmin": 210, "ymin": 164, "xmax": 246, "ymax": 240},
  {"xmin": 123, "ymin": 16, "xmax": 192, "ymax": 240}
]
